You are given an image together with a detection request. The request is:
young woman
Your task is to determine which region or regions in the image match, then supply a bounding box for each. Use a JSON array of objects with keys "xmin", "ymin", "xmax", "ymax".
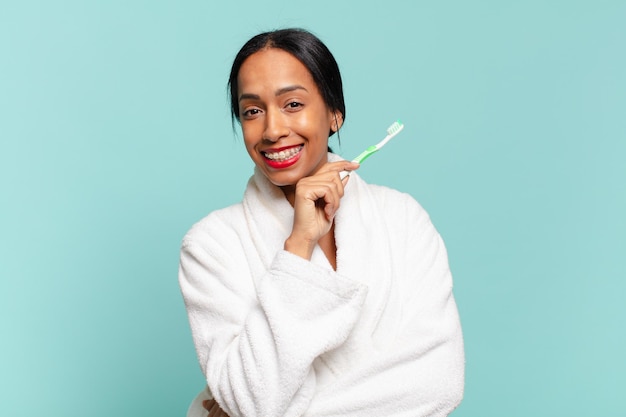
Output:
[{"xmin": 179, "ymin": 28, "xmax": 464, "ymax": 417}]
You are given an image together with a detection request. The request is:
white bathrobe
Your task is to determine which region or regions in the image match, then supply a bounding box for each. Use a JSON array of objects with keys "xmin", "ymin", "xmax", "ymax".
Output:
[{"xmin": 179, "ymin": 155, "xmax": 464, "ymax": 417}]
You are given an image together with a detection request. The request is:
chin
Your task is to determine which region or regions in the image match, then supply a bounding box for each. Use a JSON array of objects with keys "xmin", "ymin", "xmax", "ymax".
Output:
[{"xmin": 264, "ymin": 172, "xmax": 300, "ymax": 188}]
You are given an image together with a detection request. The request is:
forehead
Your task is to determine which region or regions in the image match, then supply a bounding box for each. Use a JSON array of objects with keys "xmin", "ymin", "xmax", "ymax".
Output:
[{"xmin": 237, "ymin": 48, "xmax": 317, "ymax": 94}]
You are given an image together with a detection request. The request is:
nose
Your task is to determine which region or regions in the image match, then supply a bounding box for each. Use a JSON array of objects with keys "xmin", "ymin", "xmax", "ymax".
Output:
[{"xmin": 262, "ymin": 108, "xmax": 290, "ymax": 142}]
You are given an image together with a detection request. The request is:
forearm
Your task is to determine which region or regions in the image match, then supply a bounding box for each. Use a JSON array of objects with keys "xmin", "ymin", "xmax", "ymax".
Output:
[
  {"xmin": 303, "ymin": 291, "xmax": 464, "ymax": 417},
  {"xmin": 181, "ymin": 246, "xmax": 367, "ymax": 417}
]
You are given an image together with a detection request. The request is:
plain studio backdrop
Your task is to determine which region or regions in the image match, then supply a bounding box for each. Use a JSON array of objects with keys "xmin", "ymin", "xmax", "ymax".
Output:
[{"xmin": 1, "ymin": 1, "xmax": 624, "ymax": 416}]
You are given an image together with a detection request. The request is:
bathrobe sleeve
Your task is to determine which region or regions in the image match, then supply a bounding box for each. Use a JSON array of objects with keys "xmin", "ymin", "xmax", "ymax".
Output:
[
  {"xmin": 179, "ymin": 209, "xmax": 368, "ymax": 417},
  {"xmin": 304, "ymin": 191, "xmax": 465, "ymax": 417}
]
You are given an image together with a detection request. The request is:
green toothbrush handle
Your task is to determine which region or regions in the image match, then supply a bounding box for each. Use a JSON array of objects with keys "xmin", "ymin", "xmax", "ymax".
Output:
[{"xmin": 352, "ymin": 145, "xmax": 378, "ymax": 164}]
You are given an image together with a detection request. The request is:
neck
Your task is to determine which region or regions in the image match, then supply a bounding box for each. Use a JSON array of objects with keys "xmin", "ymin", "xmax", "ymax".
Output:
[{"xmin": 281, "ymin": 185, "xmax": 296, "ymax": 206}]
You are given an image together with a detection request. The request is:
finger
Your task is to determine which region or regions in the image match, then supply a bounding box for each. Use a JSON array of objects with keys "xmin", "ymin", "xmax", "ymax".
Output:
[
  {"xmin": 313, "ymin": 175, "xmax": 346, "ymax": 218},
  {"xmin": 318, "ymin": 160, "xmax": 360, "ymax": 175},
  {"xmin": 321, "ymin": 183, "xmax": 342, "ymax": 220},
  {"xmin": 328, "ymin": 162, "xmax": 358, "ymax": 191},
  {"xmin": 310, "ymin": 167, "xmax": 347, "ymax": 190},
  {"xmin": 208, "ymin": 400, "xmax": 221, "ymax": 416},
  {"xmin": 202, "ymin": 399, "xmax": 213, "ymax": 411},
  {"xmin": 330, "ymin": 159, "xmax": 359, "ymax": 169},
  {"xmin": 295, "ymin": 182, "xmax": 337, "ymax": 221},
  {"xmin": 345, "ymin": 161, "xmax": 360, "ymax": 170}
]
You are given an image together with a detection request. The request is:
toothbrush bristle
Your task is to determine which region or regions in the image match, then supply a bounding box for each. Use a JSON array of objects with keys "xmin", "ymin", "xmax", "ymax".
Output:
[{"xmin": 387, "ymin": 120, "xmax": 404, "ymax": 135}]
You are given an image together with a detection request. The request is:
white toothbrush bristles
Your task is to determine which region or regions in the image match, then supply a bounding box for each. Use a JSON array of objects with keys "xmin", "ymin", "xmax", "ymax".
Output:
[{"xmin": 377, "ymin": 120, "xmax": 405, "ymax": 149}]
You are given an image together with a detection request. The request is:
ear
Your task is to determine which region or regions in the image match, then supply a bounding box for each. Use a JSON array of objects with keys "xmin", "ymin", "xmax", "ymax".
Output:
[{"xmin": 330, "ymin": 110, "xmax": 344, "ymax": 132}]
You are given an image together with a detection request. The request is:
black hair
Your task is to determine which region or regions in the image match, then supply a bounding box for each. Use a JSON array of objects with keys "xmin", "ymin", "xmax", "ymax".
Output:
[{"xmin": 227, "ymin": 28, "xmax": 345, "ymax": 142}]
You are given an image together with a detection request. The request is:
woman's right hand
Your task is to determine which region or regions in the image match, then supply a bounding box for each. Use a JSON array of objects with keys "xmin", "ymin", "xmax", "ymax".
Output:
[
  {"xmin": 202, "ymin": 399, "xmax": 230, "ymax": 417},
  {"xmin": 284, "ymin": 160, "xmax": 359, "ymax": 260}
]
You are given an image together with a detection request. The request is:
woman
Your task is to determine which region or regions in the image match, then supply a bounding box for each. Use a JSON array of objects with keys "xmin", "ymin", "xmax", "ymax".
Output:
[{"xmin": 179, "ymin": 28, "xmax": 464, "ymax": 417}]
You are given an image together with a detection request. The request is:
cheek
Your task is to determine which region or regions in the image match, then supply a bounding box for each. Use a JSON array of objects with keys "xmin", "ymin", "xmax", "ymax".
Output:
[
  {"xmin": 294, "ymin": 109, "xmax": 331, "ymax": 138},
  {"xmin": 241, "ymin": 124, "xmax": 259, "ymax": 150}
]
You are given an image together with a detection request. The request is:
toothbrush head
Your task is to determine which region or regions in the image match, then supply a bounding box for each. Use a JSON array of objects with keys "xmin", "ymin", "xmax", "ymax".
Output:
[
  {"xmin": 374, "ymin": 120, "xmax": 405, "ymax": 149},
  {"xmin": 387, "ymin": 120, "xmax": 404, "ymax": 137}
]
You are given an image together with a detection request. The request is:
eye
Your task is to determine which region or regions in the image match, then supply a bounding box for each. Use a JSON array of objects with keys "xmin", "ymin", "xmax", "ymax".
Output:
[
  {"xmin": 285, "ymin": 101, "xmax": 303, "ymax": 111},
  {"xmin": 241, "ymin": 107, "xmax": 262, "ymax": 119}
]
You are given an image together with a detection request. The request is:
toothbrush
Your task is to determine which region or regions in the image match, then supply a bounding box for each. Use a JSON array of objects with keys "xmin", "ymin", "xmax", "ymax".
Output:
[{"xmin": 340, "ymin": 120, "xmax": 405, "ymax": 180}]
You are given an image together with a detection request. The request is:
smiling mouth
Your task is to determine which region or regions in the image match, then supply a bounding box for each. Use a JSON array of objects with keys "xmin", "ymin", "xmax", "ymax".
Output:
[{"xmin": 262, "ymin": 145, "xmax": 303, "ymax": 162}]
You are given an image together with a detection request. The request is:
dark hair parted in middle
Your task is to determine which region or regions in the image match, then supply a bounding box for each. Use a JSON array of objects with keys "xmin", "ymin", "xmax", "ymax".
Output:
[{"xmin": 228, "ymin": 28, "xmax": 345, "ymax": 137}]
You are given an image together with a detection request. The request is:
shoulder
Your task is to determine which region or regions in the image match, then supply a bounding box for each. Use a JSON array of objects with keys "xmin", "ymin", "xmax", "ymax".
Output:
[
  {"xmin": 181, "ymin": 203, "xmax": 246, "ymax": 249},
  {"xmin": 365, "ymin": 182, "xmax": 430, "ymax": 222},
  {"xmin": 356, "ymin": 181, "xmax": 439, "ymax": 246}
]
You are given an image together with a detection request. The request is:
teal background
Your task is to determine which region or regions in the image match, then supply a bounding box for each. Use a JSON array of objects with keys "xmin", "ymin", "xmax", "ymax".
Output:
[{"xmin": 1, "ymin": 1, "xmax": 625, "ymax": 416}]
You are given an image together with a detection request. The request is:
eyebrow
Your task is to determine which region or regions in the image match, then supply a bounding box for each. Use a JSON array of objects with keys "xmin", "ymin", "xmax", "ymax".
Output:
[
  {"xmin": 238, "ymin": 85, "xmax": 308, "ymax": 102},
  {"xmin": 276, "ymin": 85, "xmax": 308, "ymax": 96}
]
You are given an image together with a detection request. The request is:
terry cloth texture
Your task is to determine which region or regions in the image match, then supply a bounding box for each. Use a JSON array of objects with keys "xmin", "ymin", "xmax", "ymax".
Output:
[{"xmin": 179, "ymin": 154, "xmax": 464, "ymax": 417}]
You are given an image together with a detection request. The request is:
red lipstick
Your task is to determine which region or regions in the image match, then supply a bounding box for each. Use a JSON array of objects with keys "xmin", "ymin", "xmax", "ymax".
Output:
[{"xmin": 262, "ymin": 145, "xmax": 303, "ymax": 169}]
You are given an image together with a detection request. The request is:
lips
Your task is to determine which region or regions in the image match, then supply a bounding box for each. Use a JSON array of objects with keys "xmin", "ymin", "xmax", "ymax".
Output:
[{"xmin": 262, "ymin": 145, "xmax": 303, "ymax": 169}]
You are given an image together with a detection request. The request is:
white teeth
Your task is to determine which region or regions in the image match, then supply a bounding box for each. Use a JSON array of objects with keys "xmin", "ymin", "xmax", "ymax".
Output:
[{"xmin": 264, "ymin": 145, "xmax": 302, "ymax": 161}]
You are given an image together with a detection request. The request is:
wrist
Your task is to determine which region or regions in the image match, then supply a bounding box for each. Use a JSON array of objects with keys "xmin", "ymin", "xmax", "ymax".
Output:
[{"xmin": 284, "ymin": 235, "xmax": 316, "ymax": 261}]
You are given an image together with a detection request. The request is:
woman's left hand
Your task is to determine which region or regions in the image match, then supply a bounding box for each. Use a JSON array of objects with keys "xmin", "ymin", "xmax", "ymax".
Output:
[{"xmin": 202, "ymin": 399, "xmax": 230, "ymax": 417}]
